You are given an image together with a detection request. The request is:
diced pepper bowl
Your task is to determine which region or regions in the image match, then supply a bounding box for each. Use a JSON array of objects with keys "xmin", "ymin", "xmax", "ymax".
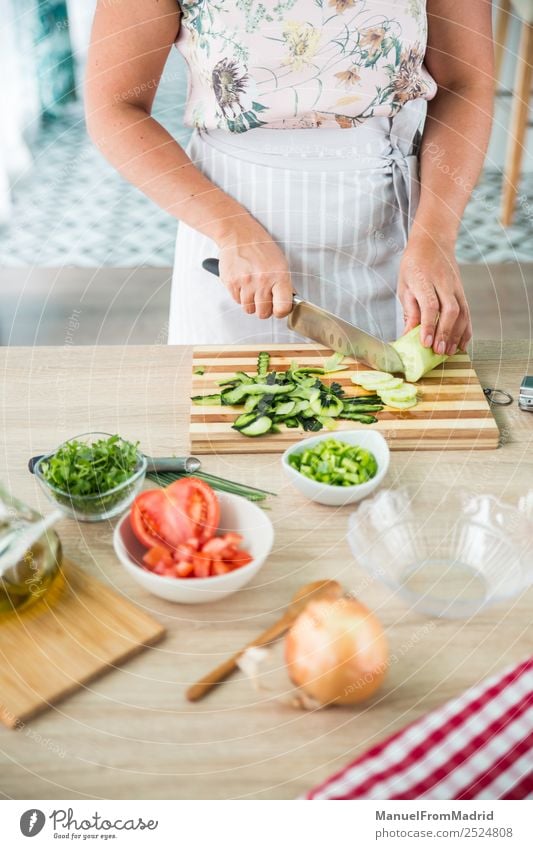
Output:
[{"xmin": 281, "ymin": 430, "xmax": 390, "ymax": 506}]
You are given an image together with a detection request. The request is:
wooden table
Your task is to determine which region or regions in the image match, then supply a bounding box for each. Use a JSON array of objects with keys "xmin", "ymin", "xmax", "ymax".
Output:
[{"xmin": 0, "ymin": 341, "xmax": 532, "ymax": 800}]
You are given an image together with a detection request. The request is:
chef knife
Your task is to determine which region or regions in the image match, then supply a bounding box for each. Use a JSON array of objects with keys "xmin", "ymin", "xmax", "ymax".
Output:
[{"xmin": 202, "ymin": 258, "xmax": 405, "ymax": 374}]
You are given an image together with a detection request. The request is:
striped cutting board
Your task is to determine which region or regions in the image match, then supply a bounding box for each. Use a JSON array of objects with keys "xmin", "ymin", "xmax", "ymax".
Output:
[{"xmin": 190, "ymin": 344, "xmax": 500, "ymax": 453}]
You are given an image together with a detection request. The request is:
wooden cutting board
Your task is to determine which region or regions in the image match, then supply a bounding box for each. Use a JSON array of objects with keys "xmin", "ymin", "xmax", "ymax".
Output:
[
  {"xmin": 190, "ymin": 343, "xmax": 500, "ymax": 453},
  {"xmin": 0, "ymin": 559, "xmax": 165, "ymax": 728}
]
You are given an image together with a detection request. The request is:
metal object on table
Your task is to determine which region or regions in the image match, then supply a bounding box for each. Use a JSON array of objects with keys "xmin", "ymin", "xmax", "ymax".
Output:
[
  {"xmin": 28, "ymin": 454, "xmax": 201, "ymax": 475},
  {"xmin": 201, "ymin": 258, "xmax": 406, "ymax": 374},
  {"xmin": 483, "ymin": 387, "xmax": 514, "ymax": 406},
  {"xmin": 518, "ymin": 376, "xmax": 533, "ymax": 411}
]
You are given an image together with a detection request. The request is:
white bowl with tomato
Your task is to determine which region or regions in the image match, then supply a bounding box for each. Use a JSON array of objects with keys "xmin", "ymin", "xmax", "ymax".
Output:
[{"xmin": 113, "ymin": 478, "xmax": 274, "ymax": 604}]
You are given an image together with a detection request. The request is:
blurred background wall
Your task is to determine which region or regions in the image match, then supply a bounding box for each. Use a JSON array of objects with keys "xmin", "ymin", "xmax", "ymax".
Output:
[{"xmin": 0, "ymin": 0, "xmax": 532, "ymax": 345}]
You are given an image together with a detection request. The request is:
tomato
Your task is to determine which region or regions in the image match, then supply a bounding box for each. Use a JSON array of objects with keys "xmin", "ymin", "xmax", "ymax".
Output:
[
  {"xmin": 142, "ymin": 545, "xmax": 174, "ymax": 570},
  {"xmin": 131, "ymin": 480, "xmax": 254, "ymax": 580},
  {"xmin": 175, "ymin": 560, "xmax": 194, "ymax": 578},
  {"xmin": 131, "ymin": 490, "xmax": 191, "ymax": 550},
  {"xmin": 165, "ymin": 478, "xmax": 220, "ymax": 543},
  {"xmin": 130, "ymin": 480, "xmax": 220, "ymax": 551}
]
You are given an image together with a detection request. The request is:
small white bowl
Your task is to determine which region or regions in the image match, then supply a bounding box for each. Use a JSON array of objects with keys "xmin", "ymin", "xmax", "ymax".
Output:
[
  {"xmin": 281, "ymin": 430, "xmax": 390, "ymax": 506},
  {"xmin": 113, "ymin": 492, "xmax": 274, "ymax": 604}
]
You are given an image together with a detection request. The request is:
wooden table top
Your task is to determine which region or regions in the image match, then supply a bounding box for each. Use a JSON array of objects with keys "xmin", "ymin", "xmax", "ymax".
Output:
[{"xmin": 0, "ymin": 341, "xmax": 532, "ymax": 800}]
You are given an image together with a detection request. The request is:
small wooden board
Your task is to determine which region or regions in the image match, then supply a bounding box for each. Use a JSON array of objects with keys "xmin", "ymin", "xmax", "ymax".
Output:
[
  {"xmin": 190, "ymin": 344, "xmax": 500, "ymax": 453},
  {"xmin": 0, "ymin": 559, "xmax": 165, "ymax": 728}
]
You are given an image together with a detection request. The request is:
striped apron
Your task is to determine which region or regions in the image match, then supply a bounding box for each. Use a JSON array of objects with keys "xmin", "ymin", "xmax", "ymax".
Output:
[{"xmin": 168, "ymin": 100, "xmax": 424, "ymax": 346}]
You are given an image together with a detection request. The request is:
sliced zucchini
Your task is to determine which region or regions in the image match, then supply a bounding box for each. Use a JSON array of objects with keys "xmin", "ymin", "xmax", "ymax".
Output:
[
  {"xmin": 191, "ymin": 394, "xmax": 221, "ymax": 405},
  {"xmin": 299, "ymin": 416, "xmax": 323, "ymax": 432},
  {"xmin": 235, "ymin": 371, "xmax": 254, "ymax": 384},
  {"xmin": 380, "ymin": 395, "xmax": 417, "ymax": 410},
  {"xmin": 236, "ymin": 416, "xmax": 273, "ymax": 437},
  {"xmin": 310, "ymin": 393, "xmax": 344, "ymax": 417},
  {"xmin": 243, "ymin": 395, "xmax": 261, "ymax": 413},
  {"xmin": 337, "ymin": 412, "xmax": 378, "ymax": 424},
  {"xmin": 233, "ymin": 412, "xmax": 258, "ymax": 429},
  {"xmin": 221, "ymin": 384, "xmax": 250, "ymax": 405},
  {"xmin": 360, "ymin": 376, "xmax": 404, "ymax": 391},
  {"xmin": 352, "ymin": 371, "xmax": 396, "ymax": 385},
  {"xmin": 257, "ymin": 352, "xmax": 270, "ymax": 378},
  {"xmin": 340, "ymin": 403, "xmax": 384, "ymax": 413},
  {"xmin": 379, "ymin": 385, "xmax": 417, "ymax": 403},
  {"xmin": 275, "ymin": 400, "xmax": 297, "ymax": 417}
]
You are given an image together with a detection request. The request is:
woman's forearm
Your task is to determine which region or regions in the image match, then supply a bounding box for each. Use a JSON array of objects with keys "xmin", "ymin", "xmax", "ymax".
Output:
[
  {"xmin": 86, "ymin": 103, "xmax": 263, "ymax": 245},
  {"xmin": 411, "ymin": 83, "xmax": 493, "ymax": 245}
]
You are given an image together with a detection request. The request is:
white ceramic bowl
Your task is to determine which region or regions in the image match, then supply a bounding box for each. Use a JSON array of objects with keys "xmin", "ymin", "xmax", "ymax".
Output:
[
  {"xmin": 113, "ymin": 492, "xmax": 274, "ymax": 604},
  {"xmin": 281, "ymin": 430, "xmax": 390, "ymax": 506}
]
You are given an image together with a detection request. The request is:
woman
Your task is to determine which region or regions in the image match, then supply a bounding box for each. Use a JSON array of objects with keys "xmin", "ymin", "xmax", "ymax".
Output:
[{"xmin": 86, "ymin": 1, "xmax": 493, "ymax": 351}]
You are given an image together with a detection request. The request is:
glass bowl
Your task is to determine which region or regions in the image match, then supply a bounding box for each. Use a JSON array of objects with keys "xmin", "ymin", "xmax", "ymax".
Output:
[
  {"xmin": 34, "ymin": 432, "xmax": 147, "ymax": 522},
  {"xmin": 0, "ymin": 485, "xmax": 62, "ymax": 617},
  {"xmin": 347, "ymin": 488, "xmax": 533, "ymax": 619}
]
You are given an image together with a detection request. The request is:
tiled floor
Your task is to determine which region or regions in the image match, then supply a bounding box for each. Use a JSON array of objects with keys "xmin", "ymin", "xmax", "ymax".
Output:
[{"xmin": 1, "ymin": 53, "xmax": 533, "ymax": 268}]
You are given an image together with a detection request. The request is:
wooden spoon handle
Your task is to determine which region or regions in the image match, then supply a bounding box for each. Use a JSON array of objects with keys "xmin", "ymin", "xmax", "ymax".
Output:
[{"xmin": 186, "ymin": 611, "xmax": 295, "ymax": 702}]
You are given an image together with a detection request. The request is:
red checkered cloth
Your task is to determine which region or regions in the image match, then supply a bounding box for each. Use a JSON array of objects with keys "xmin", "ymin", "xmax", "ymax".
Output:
[{"xmin": 306, "ymin": 657, "xmax": 533, "ymax": 800}]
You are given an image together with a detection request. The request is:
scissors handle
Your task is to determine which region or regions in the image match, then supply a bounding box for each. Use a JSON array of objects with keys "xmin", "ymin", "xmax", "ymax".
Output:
[{"xmin": 484, "ymin": 387, "xmax": 514, "ymax": 406}]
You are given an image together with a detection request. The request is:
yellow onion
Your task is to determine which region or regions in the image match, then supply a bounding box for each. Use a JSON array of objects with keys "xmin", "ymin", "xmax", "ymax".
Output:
[{"xmin": 285, "ymin": 595, "xmax": 388, "ymax": 706}]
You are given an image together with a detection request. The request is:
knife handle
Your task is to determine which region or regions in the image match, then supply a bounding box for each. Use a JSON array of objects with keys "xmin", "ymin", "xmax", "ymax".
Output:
[
  {"xmin": 202, "ymin": 258, "xmax": 301, "ymax": 307},
  {"xmin": 202, "ymin": 257, "xmax": 220, "ymax": 277},
  {"xmin": 28, "ymin": 454, "xmax": 201, "ymax": 475}
]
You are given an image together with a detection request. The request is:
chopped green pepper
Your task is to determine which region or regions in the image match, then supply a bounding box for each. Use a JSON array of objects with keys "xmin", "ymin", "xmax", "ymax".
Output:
[{"xmin": 288, "ymin": 439, "xmax": 378, "ymax": 487}]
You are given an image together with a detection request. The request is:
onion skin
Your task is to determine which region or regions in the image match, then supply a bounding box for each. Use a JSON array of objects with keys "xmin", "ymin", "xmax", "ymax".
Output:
[{"xmin": 285, "ymin": 596, "xmax": 388, "ymax": 706}]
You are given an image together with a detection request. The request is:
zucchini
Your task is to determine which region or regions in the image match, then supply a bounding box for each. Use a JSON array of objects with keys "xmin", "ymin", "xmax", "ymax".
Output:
[
  {"xmin": 391, "ymin": 325, "xmax": 448, "ymax": 383},
  {"xmin": 292, "ymin": 367, "xmax": 326, "ymax": 377},
  {"xmin": 233, "ymin": 412, "xmax": 258, "ymax": 429},
  {"xmin": 380, "ymin": 397, "xmax": 417, "ymax": 410},
  {"xmin": 191, "ymin": 394, "xmax": 221, "ymax": 405},
  {"xmin": 257, "ymin": 352, "xmax": 270, "ymax": 378},
  {"xmin": 235, "ymin": 415, "xmax": 273, "ymax": 437},
  {"xmin": 340, "ymin": 403, "xmax": 383, "ymax": 413},
  {"xmin": 338, "ymin": 412, "xmax": 378, "ymax": 424},
  {"xmin": 246, "ymin": 382, "xmax": 294, "ymax": 396},
  {"xmin": 274, "ymin": 400, "xmax": 297, "ymax": 417},
  {"xmin": 243, "ymin": 395, "xmax": 261, "ymax": 413},
  {"xmin": 221, "ymin": 384, "xmax": 250, "ymax": 405},
  {"xmin": 299, "ymin": 416, "xmax": 323, "ymax": 432},
  {"xmin": 310, "ymin": 393, "xmax": 344, "ymax": 417},
  {"xmin": 234, "ymin": 371, "xmax": 254, "ymax": 384}
]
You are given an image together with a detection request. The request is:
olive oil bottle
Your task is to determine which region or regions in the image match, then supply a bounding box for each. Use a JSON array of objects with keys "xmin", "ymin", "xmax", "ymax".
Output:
[{"xmin": 0, "ymin": 485, "xmax": 62, "ymax": 617}]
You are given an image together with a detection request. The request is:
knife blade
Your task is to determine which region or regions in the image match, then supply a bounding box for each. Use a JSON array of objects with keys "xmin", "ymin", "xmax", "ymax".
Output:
[{"xmin": 201, "ymin": 258, "xmax": 405, "ymax": 374}]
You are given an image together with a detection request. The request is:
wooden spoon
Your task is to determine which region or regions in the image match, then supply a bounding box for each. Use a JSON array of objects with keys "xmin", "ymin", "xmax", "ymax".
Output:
[{"xmin": 186, "ymin": 579, "xmax": 342, "ymax": 702}]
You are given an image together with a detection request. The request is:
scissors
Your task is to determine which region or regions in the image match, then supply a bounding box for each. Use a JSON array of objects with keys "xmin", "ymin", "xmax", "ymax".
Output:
[{"xmin": 483, "ymin": 388, "xmax": 514, "ymax": 406}]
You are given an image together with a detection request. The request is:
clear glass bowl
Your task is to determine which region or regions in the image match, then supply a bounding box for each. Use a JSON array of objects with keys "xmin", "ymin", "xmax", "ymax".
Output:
[
  {"xmin": 0, "ymin": 485, "xmax": 63, "ymax": 617},
  {"xmin": 34, "ymin": 432, "xmax": 147, "ymax": 523},
  {"xmin": 347, "ymin": 488, "xmax": 533, "ymax": 619}
]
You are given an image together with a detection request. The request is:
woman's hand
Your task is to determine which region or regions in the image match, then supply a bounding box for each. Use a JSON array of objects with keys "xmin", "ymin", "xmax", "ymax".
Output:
[
  {"xmin": 217, "ymin": 223, "xmax": 293, "ymax": 320},
  {"xmin": 397, "ymin": 234, "xmax": 471, "ymax": 355}
]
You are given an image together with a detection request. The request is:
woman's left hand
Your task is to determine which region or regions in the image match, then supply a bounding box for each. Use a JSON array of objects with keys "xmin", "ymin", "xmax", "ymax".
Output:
[{"xmin": 397, "ymin": 235, "xmax": 472, "ymax": 355}]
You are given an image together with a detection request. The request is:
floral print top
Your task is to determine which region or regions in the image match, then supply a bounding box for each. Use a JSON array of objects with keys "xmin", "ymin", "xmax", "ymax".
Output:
[{"xmin": 175, "ymin": 0, "xmax": 437, "ymax": 133}]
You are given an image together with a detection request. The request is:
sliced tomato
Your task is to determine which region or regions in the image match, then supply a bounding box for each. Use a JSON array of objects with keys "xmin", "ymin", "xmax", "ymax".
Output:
[
  {"xmin": 165, "ymin": 478, "xmax": 220, "ymax": 543},
  {"xmin": 131, "ymin": 489, "xmax": 192, "ymax": 550}
]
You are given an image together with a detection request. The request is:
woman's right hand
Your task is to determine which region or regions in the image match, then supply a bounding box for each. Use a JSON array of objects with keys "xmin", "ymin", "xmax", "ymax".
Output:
[{"xmin": 217, "ymin": 223, "xmax": 293, "ymax": 320}]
